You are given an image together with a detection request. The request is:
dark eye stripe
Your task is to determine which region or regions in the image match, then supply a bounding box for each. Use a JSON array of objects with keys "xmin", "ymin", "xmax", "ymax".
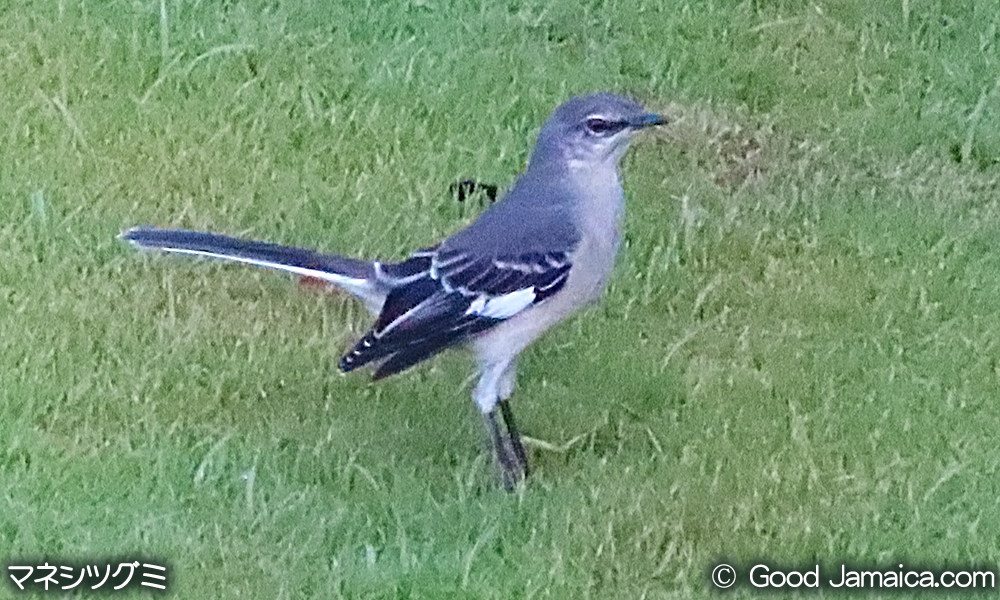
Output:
[{"xmin": 585, "ymin": 117, "xmax": 626, "ymax": 135}]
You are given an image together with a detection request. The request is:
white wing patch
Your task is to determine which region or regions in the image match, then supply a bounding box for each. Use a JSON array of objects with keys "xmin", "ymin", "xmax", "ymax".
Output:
[{"xmin": 464, "ymin": 287, "xmax": 536, "ymax": 319}]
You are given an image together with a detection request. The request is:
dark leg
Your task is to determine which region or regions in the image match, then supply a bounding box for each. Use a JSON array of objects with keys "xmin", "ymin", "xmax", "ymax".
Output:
[
  {"xmin": 498, "ymin": 399, "xmax": 529, "ymax": 478},
  {"xmin": 484, "ymin": 410, "xmax": 520, "ymax": 491}
]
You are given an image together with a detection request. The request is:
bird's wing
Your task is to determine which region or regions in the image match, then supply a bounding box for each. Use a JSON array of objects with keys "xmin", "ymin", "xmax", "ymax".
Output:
[{"xmin": 340, "ymin": 246, "xmax": 572, "ymax": 379}]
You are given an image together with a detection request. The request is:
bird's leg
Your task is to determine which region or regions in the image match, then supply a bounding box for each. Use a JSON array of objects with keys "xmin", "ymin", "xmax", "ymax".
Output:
[
  {"xmin": 476, "ymin": 359, "xmax": 527, "ymax": 490},
  {"xmin": 496, "ymin": 359, "xmax": 529, "ymax": 477},
  {"xmin": 498, "ymin": 398, "xmax": 529, "ymax": 478},
  {"xmin": 484, "ymin": 410, "xmax": 520, "ymax": 491}
]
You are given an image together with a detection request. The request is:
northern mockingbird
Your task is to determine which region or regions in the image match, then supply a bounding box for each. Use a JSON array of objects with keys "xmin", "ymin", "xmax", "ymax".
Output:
[{"xmin": 121, "ymin": 92, "xmax": 665, "ymax": 490}]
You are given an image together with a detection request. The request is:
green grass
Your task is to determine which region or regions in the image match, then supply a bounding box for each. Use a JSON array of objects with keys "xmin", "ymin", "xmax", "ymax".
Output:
[{"xmin": 3, "ymin": 0, "xmax": 1000, "ymax": 597}]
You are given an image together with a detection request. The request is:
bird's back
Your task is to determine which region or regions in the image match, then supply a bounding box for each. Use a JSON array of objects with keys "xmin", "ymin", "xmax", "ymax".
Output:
[{"xmin": 442, "ymin": 163, "xmax": 581, "ymax": 257}]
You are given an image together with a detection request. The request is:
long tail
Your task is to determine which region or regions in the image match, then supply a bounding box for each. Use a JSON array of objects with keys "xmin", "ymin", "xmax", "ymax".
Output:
[{"xmin": 120, "ymin": 226, "xmax": 385, "ymax": 312}]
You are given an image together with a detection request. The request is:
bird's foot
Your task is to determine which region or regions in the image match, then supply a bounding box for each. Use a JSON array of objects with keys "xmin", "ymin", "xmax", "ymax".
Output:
[
  {"xmin": 495, "ymin": 437, "xmax": 527, "ymax": 492},
  {"xmin": 485, "ymin": 407, "xmax": 529, "ymax": 492}
]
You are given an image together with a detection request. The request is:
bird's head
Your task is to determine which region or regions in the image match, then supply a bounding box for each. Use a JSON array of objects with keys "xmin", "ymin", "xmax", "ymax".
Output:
[{"xmin": 530, "ymin": 92, "xmax": 666, "ymax": 169}]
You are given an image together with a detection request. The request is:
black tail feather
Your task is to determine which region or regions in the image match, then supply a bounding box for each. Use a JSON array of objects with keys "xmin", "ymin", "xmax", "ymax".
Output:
[{"xmin": 121, "ymin": 226, "xmax": 375, "ymax": 280}]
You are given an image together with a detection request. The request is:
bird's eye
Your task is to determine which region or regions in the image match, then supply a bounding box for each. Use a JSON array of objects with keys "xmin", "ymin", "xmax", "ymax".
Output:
[{"xmin": 585, "ymin": 117, "xmax": 613, "ymax": 135}]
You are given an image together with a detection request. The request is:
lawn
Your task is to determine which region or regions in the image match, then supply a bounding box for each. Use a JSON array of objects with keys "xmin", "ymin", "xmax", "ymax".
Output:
[{"xmin": 2, "ymin": 0, "xmax": 999, "ymax": 597}]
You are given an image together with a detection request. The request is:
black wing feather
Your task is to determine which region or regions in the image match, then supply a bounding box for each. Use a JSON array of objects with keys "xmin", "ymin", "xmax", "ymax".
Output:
[{"xmin": 339, "ymin": 247, "xmax": 572, "ymax": 378}]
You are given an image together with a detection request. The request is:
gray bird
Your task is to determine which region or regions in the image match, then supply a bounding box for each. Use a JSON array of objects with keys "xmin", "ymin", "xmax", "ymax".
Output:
[{"xmin": 121, "ymin": 92, "xmax": 666, "ymax": 490}]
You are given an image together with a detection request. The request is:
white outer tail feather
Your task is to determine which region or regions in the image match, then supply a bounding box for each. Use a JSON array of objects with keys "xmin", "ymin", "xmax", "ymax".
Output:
[{"xmin": 136, "ymin": 244, "xmax": 385, "ymax": 314}]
